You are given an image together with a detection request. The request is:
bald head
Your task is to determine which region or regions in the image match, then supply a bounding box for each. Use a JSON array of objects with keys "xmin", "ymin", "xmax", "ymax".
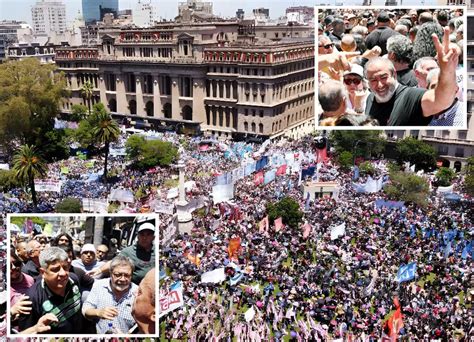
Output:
[
  {"xmin": 341, "ymin": 34, "xmax": 357, "ymax": 52},
  {"xmin": 319, "ymin": 80, "xmax": 347, "ymax": 115}
]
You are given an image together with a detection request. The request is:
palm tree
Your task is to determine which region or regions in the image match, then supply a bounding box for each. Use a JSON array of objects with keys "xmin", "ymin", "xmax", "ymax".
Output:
[
  {"xmin": 90, "ymin": 104, "xmax": 120, "ymax": 184},
  {"xmin": 81, "ymin": 80, "xmax": 94, "ymax": 115},
  {"xmin": 12, "ymin": 144, "xmax": 47, "ymax": 210}
]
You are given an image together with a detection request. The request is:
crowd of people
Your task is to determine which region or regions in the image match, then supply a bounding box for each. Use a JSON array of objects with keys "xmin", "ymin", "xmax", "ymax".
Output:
[
  {"xmin": 9, "ymin": 219, "xmax": 156, "ymax": 335},
  {"xmin": 317, "ymin": 8, "xmax": 465, "ymax": 127},
  {"xmin": 159, "ymin": 135, "xmax": 472, "ymax": 340}
]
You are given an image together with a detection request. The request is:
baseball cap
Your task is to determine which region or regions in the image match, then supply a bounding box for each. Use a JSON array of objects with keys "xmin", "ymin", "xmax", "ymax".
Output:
[
  {"xmin": 81, "ymin": 243, "xmax": 96, "ymax": 254},
  {"xmin": 343, "ymin": 64, "xmax": 364, "ymax": 79},
  {"xmin": 138, "ymin": 222, "xmax": 155, "ymax": 233}
]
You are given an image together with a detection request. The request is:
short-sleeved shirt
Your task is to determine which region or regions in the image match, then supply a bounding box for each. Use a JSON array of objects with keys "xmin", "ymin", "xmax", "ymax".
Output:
[
  {"xmin": 428, "ymin": 99, "xmax": 463, "ymax": 127},
  {"xmin": 71, "ymin": 259, "xmax": 105, "ymax": 273},
  {"xmin": 120, "ymin": 244, "xmax": 155, "ymax": 284},
  {"xmin": 18, "ymin": 276, "xmax": 83, "ymax": 334},
  {"xmin": 11, "ymin": 273, "xmax": 35, "ymax": 306},
  {"xmin": 365, "ymin": 85, "xmax": 431, "ymax": 126},
  {"xmin": 82, "ymin": 278, "xmax": 138, "ymax": 334}
]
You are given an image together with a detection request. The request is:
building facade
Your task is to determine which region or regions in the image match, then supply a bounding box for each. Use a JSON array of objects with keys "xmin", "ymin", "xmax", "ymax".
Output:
[
  {"xmin": 133, "ymin": 0, "xmax": 157, "ymax": 28},
  {"xmin": 55, "ymin": 20, "xmax": 315, "ymax": 140},
  {"xmin": 31, "ymin": 0, "xmax": 66, "ymax": 36},
  {"xmin": 0, "ymin": 21, "xmax": 33, "ymax": 60},
  {"xmin": 6, "ymin": 43, "xmax": 56, "ymax": 63},
  {"xmin": 82, "ymin": 0, "xmax": 119, "ymax": 25}
]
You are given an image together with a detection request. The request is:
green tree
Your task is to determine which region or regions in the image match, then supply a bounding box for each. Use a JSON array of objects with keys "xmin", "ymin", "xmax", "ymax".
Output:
[
  {"xmin": 0, "ymin": 169, "xmax": 21, "ymax": 191},
  {"xmin": 80, "ymin": 81, "xmax": 94, "ymax": 115},
  {"xmin": 266, "ymin": 196, "xmax": 304, "ymax": 230},
  {"xmin": 396, "ymin": 137, "xmax": 436, "ymax": 172},
  {"xmin": 0, "ymin": 58, "xmax": 68, "ymax": 158},
  {"xmin": 125, "ymin": 135, "xmax": 178, "ymax": 169},
  {"xmin": 330, "ymin": 131, "xmax": 386, "ymax": 158},
  {"xmin": 337, "ymin": 151, "xmax": 353, "ymax": 171},
  {"xmin": 463, "ymin": 157, "xmax": 474, "ymax": 196},
  {"xmin": 55, "ymin": 197, "xmax": 82, "ymax": 213},
  {"xmin": 359, "ymin": 161, "xmax": 376, "ymax": 176},
  {"xmin": 435, "ymin": 167, "xmax": 455, "ymax": 187},
  {"xmin": 70, "ymin": 104, "xmax": 88, "ymax": 122},
  {"xmin": 384, "ymin": 171, "xmax": 430, "ymax": 207},
  {"xmin": 88, "ymin": 103, "xmax": 120, "ymax": 184},
  {"xmin": 12, "ymin": 145, "xmax": 47, "ymax": 210}
]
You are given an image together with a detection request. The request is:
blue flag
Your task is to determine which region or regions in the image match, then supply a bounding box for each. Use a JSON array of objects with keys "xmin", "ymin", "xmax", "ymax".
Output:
[
  {"xmin": 444, "ymin": 241, "xmax": 452, "ymax": 259},
  {"xmin": 396, "ymin": 262, "xmax": 417, "ymax": 283},
  {"xmin": 410, "ymin": 225, "xmax": 416, "ymax": 238},
  {"xmin": 353, "ymin": 166, "xmax": 360, "ymax": 181},
  {"xmin": 461, "ymin": 241, "xmax": 472, "ymax": 259}
]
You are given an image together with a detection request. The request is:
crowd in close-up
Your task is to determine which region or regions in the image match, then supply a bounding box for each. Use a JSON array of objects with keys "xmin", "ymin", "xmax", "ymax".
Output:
[
  {"xmin": 317, "ymin": 8, "xmax": 465, "ymax": 127},
  {"xmin": 9, "ymin": 221, "xmax": 156, "ymax": 335}
]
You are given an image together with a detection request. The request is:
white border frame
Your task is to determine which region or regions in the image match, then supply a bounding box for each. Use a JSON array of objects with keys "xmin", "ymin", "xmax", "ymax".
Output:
[
  {"xmin": 315, "ymin": 5, "xmax": 468, "ymax": 130},
  {"xmin": 6, "ymin": 213, "xmax": 159, "ymax": 339}
]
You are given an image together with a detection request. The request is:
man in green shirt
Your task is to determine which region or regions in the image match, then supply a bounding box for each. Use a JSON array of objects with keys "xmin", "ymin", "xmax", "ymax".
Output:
[{"xmin": 89, "ymin": 222, "xmax": 155, "ymax": 285}]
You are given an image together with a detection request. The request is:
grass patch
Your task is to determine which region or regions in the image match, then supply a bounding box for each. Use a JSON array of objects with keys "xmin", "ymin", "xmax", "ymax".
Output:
[{"xmin": 164, "ymin": 178, "xmax": 179, "ymax": 188}]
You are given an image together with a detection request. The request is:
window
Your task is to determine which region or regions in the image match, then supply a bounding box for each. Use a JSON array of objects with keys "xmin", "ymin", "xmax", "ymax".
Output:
[
  {"xmin": 455, "ymin": 148, "xmax": 464, "ymax": 157},
  {"xmin": 180, "ymin": 77, "xmax": 192, "ymax": 97}
]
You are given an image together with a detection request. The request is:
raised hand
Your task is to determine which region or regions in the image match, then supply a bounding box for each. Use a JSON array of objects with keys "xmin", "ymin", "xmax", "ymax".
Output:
[{"xmin": 432, "ymin": 26, "xmax": 459, "ymax": 73}]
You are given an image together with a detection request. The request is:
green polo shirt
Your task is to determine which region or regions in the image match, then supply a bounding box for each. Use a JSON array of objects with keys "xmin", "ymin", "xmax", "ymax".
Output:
[{"xmin": 120, "ymin": 243, "xmax": 155, "ymax": 284}]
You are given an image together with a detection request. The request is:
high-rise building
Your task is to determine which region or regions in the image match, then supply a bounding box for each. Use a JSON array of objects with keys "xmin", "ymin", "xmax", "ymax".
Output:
[
  {"xmin": 133, "ymin": 0, "xmax": 157, "ymax": 28},
  {"xmin": 82, "ymin": 0, "xmax": 119, "ymax": 25},
  {"xmin": 31, "ymin": 0, "xmax": 66, "ymax": 36},
  {"xmin": 0, "ymin": 21, "xmax": 33, "ymax": 59}
]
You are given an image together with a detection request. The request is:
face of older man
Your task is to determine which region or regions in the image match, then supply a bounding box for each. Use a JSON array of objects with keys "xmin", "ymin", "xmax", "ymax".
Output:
[
  {"xmin": 318, "ymin": 37, "xmax": 334, "ymax": 55},
  {"xmin": 132, "ymin": 269, "xmax": 155, "ymax": 334},
  {"xmin": 110, "ymin": 264, "xmax": 133, "ymax": 293},
  {"xmin": 41, "ymin": 260, "xmax": 70, "ymax": 296},
  {"xmin": 366, "ymin": 61, "xmax": 398, "ymax": 103},
  {"xmin": 416, "ymin": 59, "xmax": 438, "ymax": 88}
]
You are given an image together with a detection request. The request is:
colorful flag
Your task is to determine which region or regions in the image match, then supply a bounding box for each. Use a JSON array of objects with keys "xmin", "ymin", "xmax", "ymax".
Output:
[
  {"xmin": 228, "ymin": 236, "xmax": 241, "ymax": 259},
  {"xmin": 302, "ymin": 223, "xmax": 311, "ymax": 239},
  {"xmin": 383, "ymin": 297, "xmax": 404, "ymax": 340},
  {"xmin": 259, "ymin": 216, "xmax": 269, "ymax": 233},
  {"xmin": 254, "ymin": 171, "xmax": 264, "ymax": 186},
  {"xmin": 396, "ymin": 262, "xmax": 416, "ymax": 282},
  {"xmin": 276, "ymin": 164, "xmax": 287, "ymax": 176},
  {"xmin": 274, "ymin": 217, "xmax": 283, "ymax": 232}
]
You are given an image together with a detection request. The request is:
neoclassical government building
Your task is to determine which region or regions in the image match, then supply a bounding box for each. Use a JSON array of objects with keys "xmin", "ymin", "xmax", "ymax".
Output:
[{"xmin": 56, "ymin": 19, "xmax": 315, "ymax": 139}]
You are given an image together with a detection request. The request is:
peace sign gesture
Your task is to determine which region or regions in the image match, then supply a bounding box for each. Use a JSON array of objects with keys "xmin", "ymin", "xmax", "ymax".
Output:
[{"xmin": 432, "ymin": 26, "xmax": 459, "ymax": 73}]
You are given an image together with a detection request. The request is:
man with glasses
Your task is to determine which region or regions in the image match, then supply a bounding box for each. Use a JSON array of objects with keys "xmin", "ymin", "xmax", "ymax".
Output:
[
  {"xmin": 342, "ymin": 64, "xmax": 369, "ymax": 114},
  {"xmin": 96, "ymin": 244, "xmax": 109, "ymax": 262},
  {"xmin": 82, "ymin": 256, "xmax": 138, "ymax": 334}
]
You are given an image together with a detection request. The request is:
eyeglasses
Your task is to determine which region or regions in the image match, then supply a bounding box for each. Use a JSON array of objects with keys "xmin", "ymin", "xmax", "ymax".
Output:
[
  {"xmin": 319, "ymin": 43, "xmax": 334, "ymax": 49},
  {"xmin": 343, "ymin": 78, "xmax": 362, "ymax": 85},
  {"xmin": 112, "ymin": 272, "xmax": 132, "ymax": 279}
]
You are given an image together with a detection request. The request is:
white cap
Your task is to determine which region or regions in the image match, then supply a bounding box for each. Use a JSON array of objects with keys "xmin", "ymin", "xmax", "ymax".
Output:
[{"xmin": 138, "ymin": 222, "xmax": 155, "ymax": 233}]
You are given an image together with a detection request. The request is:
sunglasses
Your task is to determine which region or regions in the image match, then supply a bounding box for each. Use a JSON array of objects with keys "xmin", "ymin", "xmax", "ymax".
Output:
[
  {"xmin": 319, "ymin": 43, "xmax": 334, "ymax": 49},
  {"xmin": 343, "ymin": 78, "xmax": 362, "ymax": 85}
]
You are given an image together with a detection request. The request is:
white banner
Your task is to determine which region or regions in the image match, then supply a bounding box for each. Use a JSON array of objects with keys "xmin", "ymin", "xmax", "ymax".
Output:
[
  {"xmin": 153, "ymin": 201, "xmax": 175, "ymax": 215},
  {"xmin": 34, "ymin": 180, "xmax": 62, "ymax": 192},
  {"xmin": 438, "ymin": 185, "xmax": 454, "ymax": 194},
  {"xmin": 161, "ymin": 222, "xmax": 177, "ymax": 246},
  {"xmin": 212, "ymin": 183, "xmax": 234, "ymax": 204},
  {"xmin": 109, "ymin": 188, "xmax": 134, "ymax": 203},
  {"xmin": 82, "ymin": 198, "xmax": 108, "ymax": 213},
  {"xmin": 244, "ymin": 306, "xmax": 256, "ymax": 322},
  {"xmin": 200, "ymin": 268, "xmax": 226, "ymax": 284},
  {"xmin": 330, "ymin": 223, "xmax": 346, "ymax": 240},
  {"xmin": 167, "ymin": 188, "xmax": 179, "ymax": 199},
  {"xmin": 159, "ymin": 285, "xmax": 184, "ymax": 318}
]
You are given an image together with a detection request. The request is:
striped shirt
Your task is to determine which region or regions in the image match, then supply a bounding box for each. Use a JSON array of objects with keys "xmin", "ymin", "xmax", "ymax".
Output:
[
  {"xmin": 19, "ymin": 276, "xmax": 83, "ymax": 334},
  {"xmin": 82, "ymin": 278, "xmax": 138, "ymax": 334}
]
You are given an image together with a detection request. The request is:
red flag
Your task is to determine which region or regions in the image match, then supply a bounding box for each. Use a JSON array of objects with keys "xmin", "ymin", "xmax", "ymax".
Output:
[
  {"xmin": 254, "ymin": 171, "xmax": 264, "ymax": 186},
  {"xmin": 228, "ymin": 236, "xmax": 241, "ymax": 260},
  {"xmin": 274, "ymin": 217, "xmax": 283, "ymax": 232},
  {"xmin": 259, "ymin": 216, "xmax": 269, "ymax": 233},
  {"xmin": 383, "ymin": 297, "xmax": 404, "ymax": 341},
  {"xmin": 276, "ymin": 164, "xmax": 287, "ymax": 176},
  {"xmin": 316, "ymin": 146, "xmax": 327, "ymax": 163},
  {"xmin": 302, "ymin": 223, "xmax": 311, "ymax": 239}
]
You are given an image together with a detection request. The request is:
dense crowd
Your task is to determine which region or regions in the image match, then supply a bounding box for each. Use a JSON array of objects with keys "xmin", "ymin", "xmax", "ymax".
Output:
[
  {"xmin": 317, "ymin": 8, "xmax": 464, "ymax": 127},
  {"xmin": 159, "ymin": 136, "xmax": 472, "ymax": 340}
]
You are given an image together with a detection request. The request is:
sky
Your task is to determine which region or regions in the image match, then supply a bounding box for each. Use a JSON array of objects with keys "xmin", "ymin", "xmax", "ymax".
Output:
[{"xmin": 0, "ymin": 0, "xmax": 447, "ymax": 26}]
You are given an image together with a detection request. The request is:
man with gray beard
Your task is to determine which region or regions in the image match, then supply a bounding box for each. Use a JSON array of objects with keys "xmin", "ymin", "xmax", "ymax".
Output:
[{"xmin": 364, "ymin": 27, "xmax": 459, "ymax": 126}]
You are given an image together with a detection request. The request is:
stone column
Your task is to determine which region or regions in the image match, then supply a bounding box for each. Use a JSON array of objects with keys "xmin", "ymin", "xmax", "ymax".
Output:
[
  {"xmin": 192, "ymin": 78, "xmax": 206, "ymax": 124},
  {"xmin": 98, "ymin": 74, "xmax": 107, "ymax": 105},
  {"xmin": 171, "ymin": 77, "xmax": 180, "ymax": 119},
  {"xmin": 176, "ymin": 160, "xmax": 193, "ymax": 234},
  {"xmin": 135, "ymin": 73, "xmax": 145, "ymax": 116},
  {"xmin": 116, "ymin": 75, "xmax": 128, "ymax": 114},
  {"xmin": 153, "ymin": 75, "xmax": 162, "ymax": 118}
]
